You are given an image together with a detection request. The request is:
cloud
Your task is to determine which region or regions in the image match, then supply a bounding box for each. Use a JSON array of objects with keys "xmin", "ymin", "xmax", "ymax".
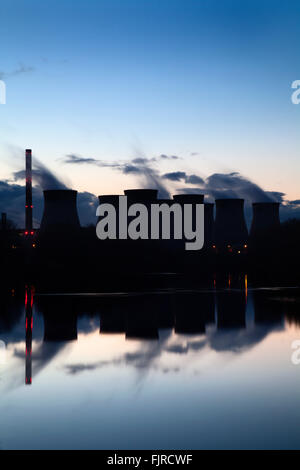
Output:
[
  {"xmin": 13, "ymin": 159, "xmax": 67, "ymax": 191},
  {"xmin": 162, "ymin": 171, "xmax": 204, "ymax": 185},
  {"xmin": 289, "ymin": 199, "xmax": 300, "ymax": 206},
  {"xmin": 162, "ymin": 171, "xmax": 187, "ymax": 182},
  {"xmin": 62, "ymin": 153, "xmax": 171, "ymax": 199},
  {"xmin": 0, "ymin": 179, "xmax": 97, "ymax": 227},
  {"xmin": 0, "ymin": 64, "xmax": 35, "ymax": 80},
  {"xmin": 185, "ymin": 174, "xmax": 205, "ymax": 185},
  {"xmin": 159, "ymin": 154, "xmax": 180, "ymax": 160}
]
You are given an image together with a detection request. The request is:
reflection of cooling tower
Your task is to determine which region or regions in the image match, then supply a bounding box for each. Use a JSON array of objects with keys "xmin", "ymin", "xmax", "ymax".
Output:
[
  {"xmin": 37, "ymin": 297, "xmax": 78, "ymax": 341},
  {"xmin": 253, "ymin": 291, "xmax": 283, "ymax": 325},
  {"xmin": 217, "ymin": 291, "xmax": 246, "ymax": 329},
  {"xmin": 99, "ymin": 296, "xmax": 125, "ymax": 334},
  {"xmin": 43, "ymin": 314, "xmax": 78, "ymax": 342},
  {"xmin": 173, "ymin": 293, "xmax": 206, "ymax": 334},
  {"xmin": 215, "ymin": 199, "xmax": 248, "ymax": 247},
  {"xmin": 250, "ymin": 202, "xmax": 280, "ymax": 237},
  {"xmin": 125, "ymin": 295, "xmax": 159, "ymax": 340},
  {"xmin": 40, "ymin": 190, "xmax": 81, "ymax": 235}
]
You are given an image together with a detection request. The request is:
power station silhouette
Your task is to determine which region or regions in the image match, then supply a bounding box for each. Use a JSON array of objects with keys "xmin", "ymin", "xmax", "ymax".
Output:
[
  {"xmin": 0, "ymin": 148, "xmax": 286, "ymax": 283},
  {"xmin": 18, "ymin": 149, "xmax": 280, "ymax": 250}
]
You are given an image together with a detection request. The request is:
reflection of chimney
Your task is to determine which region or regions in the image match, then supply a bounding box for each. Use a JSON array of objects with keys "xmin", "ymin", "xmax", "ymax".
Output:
[
  {"xmin": 25, "ymin": 286, "xmax": 33, "ymax": 385},
  {"xmin": 40, "ymin": 190, "xmax": 81, "ymax": 236},
  {"xmin": 1, "ymin": 212, "xmax": 7, "ymax": 231},
  {"xmin": 25, "ymin": 149, "xmax": 33, "ymax": 233},
  {"xmin": 250, "ymin": 202, "xmax": 280, "ymax": 238},
  {"xmin": 215, "ymin": 199, "xmax": 248, "ymax": 247}
]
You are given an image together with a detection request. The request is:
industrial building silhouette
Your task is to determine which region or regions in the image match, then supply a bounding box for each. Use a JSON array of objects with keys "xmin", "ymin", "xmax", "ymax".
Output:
[{"xmin": 1, "ymin": 148, "xmax": 297, "ymax": 282}]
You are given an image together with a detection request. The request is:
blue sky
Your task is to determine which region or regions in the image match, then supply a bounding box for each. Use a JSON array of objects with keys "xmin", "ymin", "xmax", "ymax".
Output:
[{"xmin": 0, "ymin": 0, "xmax": 299, "ymax": 203}]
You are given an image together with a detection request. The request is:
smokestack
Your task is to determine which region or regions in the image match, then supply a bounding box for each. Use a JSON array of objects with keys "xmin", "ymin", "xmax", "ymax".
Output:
[
  {"xmin": 215, "ymin": 199, "xmax": 248, "ymax": 248},
  {"xmin": 1, "ymin": 212, "xmax": 7, "ymax": 231},
  {"xmin": 25, "ymin": 149, "xmax": 33, "ymax": 233},
  {"xmin": 250, "ymin": 202, "xmax": 280, "ymax": 238},
  {"xmin": 40, "ymin": 190, "xmax": 81, "ymax": 236}
]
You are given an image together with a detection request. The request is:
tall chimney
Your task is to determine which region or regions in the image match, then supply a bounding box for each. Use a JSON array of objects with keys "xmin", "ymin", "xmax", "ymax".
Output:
[
  {"xmin": 25, "ymin": 149, "xmax": 33, "ymax": 233},
  {"xmin": 215, "ymin": 198, "xmax": 248, "ymax": 248},
  {"xmin": 250, "ymin": 202, "xmax": 280, "ymax": 238}
]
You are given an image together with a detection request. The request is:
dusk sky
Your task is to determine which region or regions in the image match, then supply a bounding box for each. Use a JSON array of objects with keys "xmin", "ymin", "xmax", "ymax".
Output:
[{"xmin": 0, "ymin": 0, "xmax": 299, "ymax": 223}]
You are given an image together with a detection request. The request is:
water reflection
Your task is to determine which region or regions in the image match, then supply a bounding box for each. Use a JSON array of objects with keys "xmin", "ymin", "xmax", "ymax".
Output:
[{"xmin": 1, "ymin": 281, "xmax": 300, "ymax": 387}]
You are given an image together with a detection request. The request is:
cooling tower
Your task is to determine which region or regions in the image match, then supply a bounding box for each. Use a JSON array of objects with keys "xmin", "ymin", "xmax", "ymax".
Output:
[
  {"xmin": 173, "ymin": 194, "xmax": 204, "ymax": 234},
  {"xmin": 215, "ymin": 198, "xmax": 248, "ymax": 247},
  {"xmin": 250, "ymin": 202, "xmax": 280, "ymax": 237},
  {"xmin": 124, "ymin": 189, "xmax": 158, "ymax": 203},
  {"xmin": 173, "ymin": 194, "xmax": 204, "ymax": 204},
  {"xmin": 204, "ymin": 203, "xmax": 214, "ymax": 247},
  {"xmin": 40, "ymin": 190, "xmax": 81, "ymax": 235},
  {"xmin": 98, "ymin": 195, "xmax": 121, "ymax": 229}
]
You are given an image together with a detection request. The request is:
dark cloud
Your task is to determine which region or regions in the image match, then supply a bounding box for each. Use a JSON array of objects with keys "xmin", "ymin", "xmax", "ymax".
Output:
[
  {"xmin": 13, "ymin": 157, "xmax": 68, "ymax": 191},
  {"xmin": 289, "ymin": 199, "xmax": 300, "ymax": 206},
  {"xmin": 162, "ymin": 171, "xmax": 187, "ymax": 182},
  {"xmin": 64, "ymin": 154, "xmax": 100, "ymax": 165},
  {"xmin": 177, "ymin": 187, "xmax": 207, "ymax": 195},
  {"xmin": 185, "ymin": 174, "xmax": 205, "ymax": 185},
  {"xmin": 62, "ymin": 153, "xmax": 171, "ymax": 198},
  {"xmin": 159, "ymin": 154, "xmax": 180, "ymax": 160},
  {"xmin": 0, "ymin": 179, "xmax": 97, "ymax": 227},
  {"xmin": 162, "ymin": 171, "xmax": 204, "ymax": 185}
]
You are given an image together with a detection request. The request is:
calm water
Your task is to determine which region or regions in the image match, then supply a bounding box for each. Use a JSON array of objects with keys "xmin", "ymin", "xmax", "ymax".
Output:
[{"xmin": 1, "ymin": 281, "xmax": 300, "ymax": 450}]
